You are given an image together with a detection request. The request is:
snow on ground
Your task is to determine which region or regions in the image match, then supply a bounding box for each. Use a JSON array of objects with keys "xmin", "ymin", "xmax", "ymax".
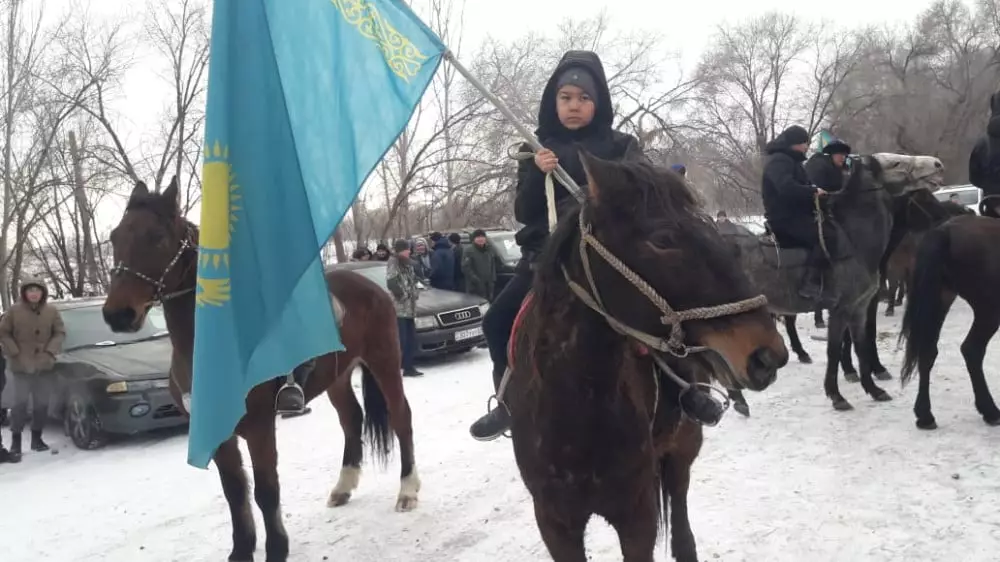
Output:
[{"xmin": 3, "ymin": 301, "xmax": 1000, "ymax": 561}]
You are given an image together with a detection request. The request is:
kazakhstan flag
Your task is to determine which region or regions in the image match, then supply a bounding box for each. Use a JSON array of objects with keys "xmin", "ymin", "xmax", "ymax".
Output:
[{"xmin": 191, "ymin": 0, "xmax": 445, "ymax": 468}]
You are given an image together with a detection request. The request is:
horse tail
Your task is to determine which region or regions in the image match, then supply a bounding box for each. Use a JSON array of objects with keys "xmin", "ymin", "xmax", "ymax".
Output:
[
  {"xmin": 361, "ymin": 365, "xmax": 394, "ymax": 467},
  {"xmin": 899, "ymin": 225, "xmax": 952, "ymax": 386}
]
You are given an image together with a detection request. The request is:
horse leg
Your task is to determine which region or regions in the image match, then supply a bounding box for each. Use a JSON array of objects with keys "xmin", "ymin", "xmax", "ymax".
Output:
[
  {"xmin": 840, "ymin": 330, "xmax": 859, "ymax": 383},
  {"xmin": 244, "ymin": 419, "xmax": 289, "ymax": 562},
  {"xmin": 728, "ymin": 389, "xmax": 750, "ymax": 417},
  {"xmin": 824, "ymin": 310, "xmax": 853, "ymax": 411},
  {"xmin": 849, "ymin": 308, "xmax": 891, "ymax": 403},
  {"xmin": 885, "ymin": 278, "xmax": 898, "ymax": 316},
  {"xmin": 662, "ymin": 448, "xmax": 699, "ymax": 562},
  {"xmin": 607, "ymin": 489, "xmax": 659, "ymax": 562},
  {"xmin": 960, "ymin": 309, "xmax": 1000, "ymax": 425},
  {"xmin": 532, "ymin": 501, "xmax": 589, "ymax": 562},
  {"xmin": 814, "ymin": 308, "xmax": 825, "ymax": 329},
  {"xmin": 782, "ymin": 315, "xmax": 812, "ymax": 364},
  {"xmin": 326, "ymin": 377, "xmax": 364, "ymax": 507},
  {"xmin": 864, "ymin": 293, "xmax": 891, "ymax": 381},
  {"xmin": 215, "ymin": 437, "xmax": 257, "ymax": 561},
  {"xmin": 363, "ymin": 352, "xmax": 420, "ymax": 512},
  {"xmin": 914, "ymin": 293, "xmax": 956, "ymax": 430}
]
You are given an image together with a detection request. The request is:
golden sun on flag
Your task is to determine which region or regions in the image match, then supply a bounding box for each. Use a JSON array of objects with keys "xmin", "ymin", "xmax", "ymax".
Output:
[{"xmin": 196, "ymin": 141, "xmax": 241, "ymax": 307}]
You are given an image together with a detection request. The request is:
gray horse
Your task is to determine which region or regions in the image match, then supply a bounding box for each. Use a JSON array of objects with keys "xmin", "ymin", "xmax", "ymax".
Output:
[{"xmin": 723, "ymin": 153, "xmax": 944, "ymax": 411}]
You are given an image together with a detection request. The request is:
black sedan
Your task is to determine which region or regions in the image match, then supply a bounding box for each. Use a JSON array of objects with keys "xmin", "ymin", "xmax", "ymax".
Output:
[
  {"xmin": 54, "ymin": 298, "xmax": 184, "ymax": 449},
  {"xmin": 332, "ymin": 261, "xmax": 489, "ymax": 358}
]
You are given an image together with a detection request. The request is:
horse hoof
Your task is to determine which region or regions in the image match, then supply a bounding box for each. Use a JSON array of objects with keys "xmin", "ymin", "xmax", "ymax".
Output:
[
  {"xmin": 797, "ymin": 353, "xmax": 813, "ymax": 364},
  {"xmin": 873, "ymin": 391, "xmax": 893, "ymax": 402},
  {"xmin": 832, "ymin": 399, "xmax": 854, "ymax": 411},
  {"xmin": 984, "ymin": 417, "xmax": 1000, "ymax": 427},
  {"xmin": 916, "ymin": 418, "xmax": 938, "ymax": 430},
  {"xmin": 844, "ymin": 372, "xmax": 860, "ymax": 383},
  {"xmin": 327, "ymin": 492, "xmax": 352, "ymax": 507},
  {"xmin": 733, "ymin": 401, "xmax": 750, "ymax": 417},
  {"xmin": 874, "ymin": 370, "xmax": 893, "ymax": 381},
  {"xmin": 395, "ymin": 495, "xmax": 419, "ymax": 512}
]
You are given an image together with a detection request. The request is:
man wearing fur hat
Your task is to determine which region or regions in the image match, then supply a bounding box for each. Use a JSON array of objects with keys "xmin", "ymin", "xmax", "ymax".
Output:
[{"xmin": 805, "ymin": 137, "xmax": 852, "ymax": 193}]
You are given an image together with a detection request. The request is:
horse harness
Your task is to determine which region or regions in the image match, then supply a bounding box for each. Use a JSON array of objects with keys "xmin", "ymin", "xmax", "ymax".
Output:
[{"xmin": 110, "ymin": 229, "xmax": 198, "ymax": 304}]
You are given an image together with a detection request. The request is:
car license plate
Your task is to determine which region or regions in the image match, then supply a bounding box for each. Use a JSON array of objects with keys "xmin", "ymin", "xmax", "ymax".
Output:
[{"xmin": 455, "ymin": 327, "xmax": 482, "ymax": 342}]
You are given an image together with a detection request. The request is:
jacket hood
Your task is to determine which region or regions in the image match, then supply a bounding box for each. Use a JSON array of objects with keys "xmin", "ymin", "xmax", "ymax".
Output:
[
  {"xmin": 988, "ymin": 92, "xmax": 1000, "ymax": 137},
  {"xmin": 536, "ymin": 50, "xmax": 614, "ymax": 140},
  {"xmin": 765, "ymin": 126, "xmax": 811, "ymax": 159},
  {"xmin": 432, "ymin": 238, "xmax": 451, "ymax": 251},
  {"xmin": 20, "ymin": 276, "xmax": 48, "ymax": 303},
  {"xmin": 414, "ymin": 237, "xmax": 429, "ymax": 250}
]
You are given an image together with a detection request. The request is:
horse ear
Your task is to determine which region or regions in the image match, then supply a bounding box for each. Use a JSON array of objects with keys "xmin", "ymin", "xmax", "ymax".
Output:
[
  {"xmin": 580, "ymin": 150, "xmax": 614, "ymax": 203},
  {"xmin": 128, "ymin": 180, "xmax": 149, "ymax": 206},
  {"xmin": 162, "ymin": 176, "xmax": 180, "ymax": 211}
]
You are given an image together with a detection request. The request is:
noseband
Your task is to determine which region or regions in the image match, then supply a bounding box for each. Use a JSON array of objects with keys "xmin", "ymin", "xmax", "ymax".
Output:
[{"xmin": 111, "ymin": 233, "xmax": 197, "ymax": 303}]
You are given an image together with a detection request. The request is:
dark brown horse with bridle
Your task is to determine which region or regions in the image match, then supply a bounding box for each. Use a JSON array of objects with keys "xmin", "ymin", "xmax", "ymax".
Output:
[
  {"xmin": 101, "ymin": 178, "xmax": 419, "ymax": 562},
  {"xmin": 504, "ymin": 154, "xmax": 788, "ymax": 562}
]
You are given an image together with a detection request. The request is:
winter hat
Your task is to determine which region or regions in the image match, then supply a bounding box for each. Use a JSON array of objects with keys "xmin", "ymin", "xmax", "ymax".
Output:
[
  {"xmin": 393, "ymin": 239, "xmax": 411, "ymax": 253},
  {"xmin": 448, "ymin": 232, "xmax": 461, "ymax": 244},
  {"xmin": 429, "ymin": 231, "xmax": 443, "ymax": 243},
  {"xmin": 375, "ymin": 242, "xmax": 390, "ymax": 252},
  {"xmin": 670, "ymin": 163, "xmax": 687, "ymax": 175},
  {"xmin": 822, "ymin": 139, "xmax": 852, "ymax": 155},
  {"xmin": 780, "ymin": 125, "xmax": 811, "ymax": 146},
  {"xmin": 471, "ymin": 229, "xmax": 487, "ymax": 240},
  {"xmin": 555, "ymin": 67, "xmax": 598, "ymax": 104}
]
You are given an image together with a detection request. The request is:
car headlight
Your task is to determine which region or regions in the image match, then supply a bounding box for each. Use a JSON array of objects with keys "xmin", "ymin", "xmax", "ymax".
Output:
[
  {"xmin": 414, "ymin": 315, "xmax": 437, "ymax": 330},
  {"xmin": 106, "ymin": 381, "xmax": 128, "ymax": 394},
  {"xmin": 478, "ymin": 303, "xmax": 490, "ymax": 316}
]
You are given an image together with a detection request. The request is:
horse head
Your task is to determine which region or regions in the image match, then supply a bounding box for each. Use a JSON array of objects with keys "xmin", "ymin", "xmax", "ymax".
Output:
[
  {"xmin": 103, "ymin": 177, "xmax": 197, "ymax": 333},
  {"xmin": 537, "ymin": 152, "xmax": 788, "ymax": 392},
  {"xmin": 871, "ymin": 153, "xmax": 945, "ymax": 194}
]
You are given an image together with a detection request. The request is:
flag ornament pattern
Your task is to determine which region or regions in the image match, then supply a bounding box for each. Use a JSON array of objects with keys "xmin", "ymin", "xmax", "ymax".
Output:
[{"xmin": 331, "ymin": 0, "xmax": 431, "ymax": 81}]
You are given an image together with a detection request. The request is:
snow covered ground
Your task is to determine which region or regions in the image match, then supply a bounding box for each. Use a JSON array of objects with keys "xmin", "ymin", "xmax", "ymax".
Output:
[{"xmin": 3, "ymin": 300, "xmax": 1000, "ymax": 561}]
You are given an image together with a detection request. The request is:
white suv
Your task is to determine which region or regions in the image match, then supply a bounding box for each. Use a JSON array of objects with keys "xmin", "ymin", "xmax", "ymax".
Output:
[{"xmin": 933, "ymin": 185, "xmax": 982, "ymax": 215}]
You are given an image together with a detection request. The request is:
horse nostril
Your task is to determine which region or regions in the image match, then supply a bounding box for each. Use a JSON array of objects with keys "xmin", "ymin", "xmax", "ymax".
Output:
[
  {"xmin": 934, "ymin": 161, "xmax": 943, "ymax": 169},
  {"xmin": 750, "ymin": 347, "xmax": 787, "ymax": 372},
  {"xmin": 103, "ymin": 308, "xmax": 136, "ymax": 331}
]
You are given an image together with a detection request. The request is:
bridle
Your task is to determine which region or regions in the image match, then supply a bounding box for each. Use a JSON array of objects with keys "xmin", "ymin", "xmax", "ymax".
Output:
[
  {"xmin": 110, "ymin": 227, "xmax": 198, "ymax": 304},
  {"xmin": 558, "ymin": 206, "xmax": 768, "ymax": 426}
]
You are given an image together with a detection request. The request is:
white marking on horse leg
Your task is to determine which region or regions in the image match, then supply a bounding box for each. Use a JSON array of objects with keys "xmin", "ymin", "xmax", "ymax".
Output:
[
  {"xmin": 181, "ymin": 392, "xmax": 192, "ymax": 414},
  {"xmin": 327, "ymin": 466, "xmax": 361, "ymax": 507},
  {"xmin": 395, "ymin": 466, "xmax": 421, "ymax": 512}
]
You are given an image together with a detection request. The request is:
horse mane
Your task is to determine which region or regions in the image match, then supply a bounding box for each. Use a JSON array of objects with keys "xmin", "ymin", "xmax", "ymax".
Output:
[
  {"xmin": 534, "ymin": 160, "xmax": 710, "ymax": 301},
  {"xmin": 844, "ymin": 155, "xmax": 880, "ymax": 192}
]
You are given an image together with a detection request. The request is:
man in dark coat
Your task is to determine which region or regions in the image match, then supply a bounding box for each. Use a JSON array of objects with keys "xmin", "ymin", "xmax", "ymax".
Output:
[
  {"xmin": 449, "ymin": 233, "xmax": 465, "ymax": 291},
  {"xmin": 762, "ymin": 125, "xmax": 835, "ymax": 302},
  {"xmin": 462, "ymin": 229, "xmax": 504, "ymax": 301},
  {"xmin": 805, "ymin": 138, "xmax": 851, "ymax": 193},
  {"xmin": 428, "ymin": 232, "xmax": 456, "ymax": 291},
  {"xmin": 468, "ymin": 50, "xmax": 645, "ymax": 441},
  {"xmin": 969, "ymin": 92, "xmax": 1000, "ymax": 217}
]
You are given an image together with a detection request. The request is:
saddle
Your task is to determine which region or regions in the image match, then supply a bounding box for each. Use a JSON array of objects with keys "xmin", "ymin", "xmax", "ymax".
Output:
[
  {"xmin": 758, "ymin": 219, "xmax": 852, "ymax": 269},
  {"xmin": 507, "ymin": 291, "xmax": 536, "ymax": 367}
]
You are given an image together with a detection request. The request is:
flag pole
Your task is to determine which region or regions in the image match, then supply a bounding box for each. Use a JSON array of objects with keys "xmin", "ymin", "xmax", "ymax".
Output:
[{"xmin": 442, "ymin": 50, "xmax": 585, "ymax": 202}]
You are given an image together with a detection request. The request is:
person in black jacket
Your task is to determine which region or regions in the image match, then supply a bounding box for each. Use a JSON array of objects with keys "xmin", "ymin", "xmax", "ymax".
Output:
[
  {"xmin": 468, "ymin": 50, "xmax": 644, "ymax": 441},
  {"xmin": 449, "ymin": 233, "xmax": 465, "ymax": 291},
  {"xmin": 762, "ymin": 125, "xmax": 835, "ymax": 302},
  {"xmin": 805, "ymin": 138, "xmax": 851, "ymax": 193},
  {"xmin": 969, "ymin": 92, "xmax": 1000, "ymax": 217},
  {"xmin": 428, "ymin": 232, "xmax": 456, "ymax": 291}
]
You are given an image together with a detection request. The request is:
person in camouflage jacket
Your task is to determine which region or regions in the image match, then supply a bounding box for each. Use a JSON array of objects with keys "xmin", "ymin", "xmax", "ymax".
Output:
[{"xmin": 386, "ymin": 239, "xmax": 423, "ymax": 377}]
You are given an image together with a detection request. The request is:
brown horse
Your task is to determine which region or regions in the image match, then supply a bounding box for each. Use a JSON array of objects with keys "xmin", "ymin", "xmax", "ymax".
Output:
[
  {"xmin": 505, "ymin": 154, "xmax": 788, "ymax": 562},
  {"xmin": 883, "ymin": 232, "xmax": 916, "ymax": 316},
  {"xmin": 900, "ymin": 214, "xmax": 1000, "ymax": 429},
  {"xmin": 102, "ymin": 178, "xmax": 419, "ymax": 562}
]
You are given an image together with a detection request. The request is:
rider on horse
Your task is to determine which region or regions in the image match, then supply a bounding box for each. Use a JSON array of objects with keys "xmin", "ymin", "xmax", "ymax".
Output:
[
  {"xmin": 468, "ymin": 50, "xmax": 645, "ymax": 441},
  {"xmin": 969, "ymin": 91, "xmax": 1000, "ymax": 218},
  {"xmin": 761, "ymin": 125, "xmax": 836, "ymax": 303},
  {"xmin": 805, "ymin": 137, "xmax": 851, "ymax": 193}
]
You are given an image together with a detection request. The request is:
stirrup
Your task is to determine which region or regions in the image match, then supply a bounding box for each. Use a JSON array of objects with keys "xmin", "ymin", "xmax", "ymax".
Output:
[
  {"xmin": 485, "ymin": 395, "xmax": 512, "ymax": 440},
  {"xmin": 678, "ymin": 383, "xmax": 730, "ymax": 427},
  {"xmin": 275, "ymin": 382, "xmax": 306, "ymax": 415}
]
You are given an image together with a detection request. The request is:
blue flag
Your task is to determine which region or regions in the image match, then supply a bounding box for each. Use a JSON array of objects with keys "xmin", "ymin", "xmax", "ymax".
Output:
[{"xmin": 191, "ymin": 0, "xmax": 445, "ymax": 468}]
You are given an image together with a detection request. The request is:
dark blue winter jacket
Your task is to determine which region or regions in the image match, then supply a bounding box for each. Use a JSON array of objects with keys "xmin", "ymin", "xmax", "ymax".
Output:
[{"xmin": 429, "ymin": 238, "xmax": 456, "ymax": 291}]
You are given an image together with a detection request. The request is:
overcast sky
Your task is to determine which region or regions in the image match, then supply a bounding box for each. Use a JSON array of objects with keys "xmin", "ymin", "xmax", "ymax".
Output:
[{"xmin": 58, "ymin": 0, "xmax": 955, "ymax": 226}]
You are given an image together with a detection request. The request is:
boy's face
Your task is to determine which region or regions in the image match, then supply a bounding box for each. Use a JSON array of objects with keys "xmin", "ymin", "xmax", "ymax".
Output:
[
  {"xmin": 556, "ymin": 85, "xmax": 595, "ymax": 130},
  {"xmin": 25, "ymin": 287, "xmax": 43, "ymax": 303}
]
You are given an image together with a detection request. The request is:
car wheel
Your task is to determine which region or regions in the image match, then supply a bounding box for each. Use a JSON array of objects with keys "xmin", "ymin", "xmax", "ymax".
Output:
[{"xmin": 64, "ymin": 391, "xmax": 108, "ymax": 450}]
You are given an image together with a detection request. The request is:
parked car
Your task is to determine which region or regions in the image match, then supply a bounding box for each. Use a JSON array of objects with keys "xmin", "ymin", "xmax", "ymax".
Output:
[
  {"xmin": 332, "ymin": 261, "xmax": 489, "ymax": 358},
  {"xmin": 934, "ymin": 184, "xmax": 982, "ymax": 215},
  {"xmin": 411, "ymin": 228, "xmax": 521, "ymax": 298},
  {"xmin": 52, "ymin": 298, "xmax": 183, "ymax": 449}
]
